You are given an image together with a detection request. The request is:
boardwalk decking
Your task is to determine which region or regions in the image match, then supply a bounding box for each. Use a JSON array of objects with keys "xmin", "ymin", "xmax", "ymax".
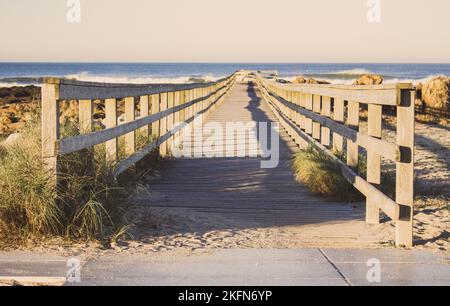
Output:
[{"xmin": 146, "ymin": 82, "xmax": 387, "ymax": 248}]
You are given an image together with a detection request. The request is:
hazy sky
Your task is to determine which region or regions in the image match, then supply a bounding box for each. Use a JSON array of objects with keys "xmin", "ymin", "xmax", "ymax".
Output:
[{"xmin": 1, "ymin": 0, "xmax": 449, "ymax": 62}]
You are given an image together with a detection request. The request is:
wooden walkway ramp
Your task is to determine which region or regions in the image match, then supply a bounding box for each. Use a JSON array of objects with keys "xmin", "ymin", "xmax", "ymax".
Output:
[{"xmin": 146, "ymin": 82, "xmax": 385, "ymax": 248}]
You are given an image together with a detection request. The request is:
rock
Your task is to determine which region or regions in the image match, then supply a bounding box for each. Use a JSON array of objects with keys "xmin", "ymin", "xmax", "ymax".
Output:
[
  {"xmin": 421, "ymin": 76, "xmax": 450, "ymax": 111},
  {"xmin": 292, "ymin": 76, "xmax": 307, "ymax": 84},
  {"xmin": 353, "ymin": 74, "xmax": 383, "ymax": 85},
  {"xmin": 292, "ymin": 76, "xmax": 330, "ymax": 85},
  {"xmin": 188, "ymin": 77, "xmax": 207, "ymax": 83},
  {"xmin": 3, "ymin": 133, "xmax": 22, "ymax": 146}
]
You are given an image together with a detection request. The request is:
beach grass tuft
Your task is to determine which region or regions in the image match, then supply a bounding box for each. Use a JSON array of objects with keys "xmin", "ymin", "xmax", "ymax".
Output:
[
  {"xmin": 292, "ymin": 145, "xmax": 365, "ymax": 202},
  {"xmin": 0, "ymin": 114, "xmax": 128, "ymax": 245}
]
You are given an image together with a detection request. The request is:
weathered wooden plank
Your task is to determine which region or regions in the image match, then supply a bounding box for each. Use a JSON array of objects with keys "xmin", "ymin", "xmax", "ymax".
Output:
[
  {"xmin": 159, "ymin": 93, "xmax": 168, "ymax": 157},
  {"xmin": 333, "ymin": 98, "xmax": 344, "ymax": 152},
  {"xmin": 151, "ymin": 94, "xmax": 160, "ymax": 140},
  {"xmin": 305, "ymin": 93, "xmax": 313, "ymax": 135},
  {"xmin": 41, "ymin": 83, "xmax": 60, "ymax": 178},
  {"xmin": 51, "ymin": 75, "xmax": 233, "ymax": 100},
  {"xmin": 321, "ymin": 96, "xmax": 331, "ymax": 147},
  {"xmin": 125, "ymin": 97, "xmax": 136, "ymax": 156},
  {"xmin": 395, "ymin": 90, "xmax": 415, "ymax": 248},
  {"xmin": 139, "ymin": 95, "xmax": 150, "ymax": 139},
  {"xmin": 105, "ymin": 98, "xmax": 118, "ymax": 163},
  {"xmin": 346, "ymin": 101, "xmax": 359, "ymax": 170},
  {"xmin": 268, "ymin": 80, "xmax": 414, "ymax": 106},
  {"xmin": 79, "ymin": 100, "xmax": 94, "ymax": 134},
  {"xmin": 366, "ymin": 104, "xmax": 382, "ymax": 224},
  {"xmin": 167, "ymin": 92, "xmax": 175, "ymax": 155},
  {"xmin": 312, "ymin": 95, "xmax": 321, "ymax": 140}
]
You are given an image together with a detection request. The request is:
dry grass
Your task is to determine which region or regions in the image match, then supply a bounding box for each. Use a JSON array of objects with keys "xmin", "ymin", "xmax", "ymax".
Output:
[
  {"xmin": 292, "ymin": 145, "xmax": 364, "ymax": 202},
  {"xmin": 0, "ymin": 115, "xmax": 129, "ymax": 245}
]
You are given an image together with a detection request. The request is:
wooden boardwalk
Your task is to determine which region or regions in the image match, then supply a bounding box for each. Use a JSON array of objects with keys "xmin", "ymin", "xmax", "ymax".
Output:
[{"xmin": 147, "ymin": 82, "xmax": 385, "ymax": 248}]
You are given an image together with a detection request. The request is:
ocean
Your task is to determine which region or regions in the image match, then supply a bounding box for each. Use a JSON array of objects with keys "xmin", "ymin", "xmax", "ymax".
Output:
[{"xmin": 0, "ymin": 63, "xmax": 449, "ymax": 87}]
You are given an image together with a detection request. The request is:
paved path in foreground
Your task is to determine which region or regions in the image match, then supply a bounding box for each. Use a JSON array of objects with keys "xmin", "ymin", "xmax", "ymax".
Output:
[{"xmin": 0, "ymin": 249, "xmax": 449, "ymax": 286}]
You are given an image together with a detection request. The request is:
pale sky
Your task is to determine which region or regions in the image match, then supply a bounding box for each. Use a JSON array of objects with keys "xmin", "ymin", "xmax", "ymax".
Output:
[{"xmin": 0, "ymin": 0, "xmax": 449, "ymax": 62}]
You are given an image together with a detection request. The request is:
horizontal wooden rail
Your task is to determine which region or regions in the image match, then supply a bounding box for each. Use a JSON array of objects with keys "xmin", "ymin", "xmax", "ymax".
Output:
[
  {"xmin": 44, "ymin": 76, "xmax": 231, "ymax": 100},
  {"xmin": 257, "ymin": 77, "xmax": 415, "ymax": 248},
  {"xmin": 41, "ymin": 73, "xmax": 236, "ymax": 181},
  {"xmin": 274, "ymin": 81, "xmax": 414, "ymax": 106}
]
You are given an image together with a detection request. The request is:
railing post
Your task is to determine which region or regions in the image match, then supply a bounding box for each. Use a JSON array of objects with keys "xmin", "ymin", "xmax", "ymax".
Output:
[
  {"xmin": 79, "ymin": 100, "xmax": 94, "ymax": 134},
  {"xmin": 159, "ymin": 93, "xmax": 168, "ymax": 157},
  {"xmin": 305, "ymin": 94, "xmax": 313, "ymax": 135},
  {"xmin": 140, "ymin": 95, "xmax": 150, "ymax": 140},
  {"xmin": 124, "ymin": 97, "xmax": 136, "ymax": 156},
  {"xmin": 105, "ymin": 98, "xmax": 118, "ymax": 163},
  {"xmin": 312, "ymin": 95, "xmax": 321, "ymax": 141},
  {"xmin": 174, "ymin": 91, "xmax": 181, "ymax": 145},
  {"xmin": 333, "ymin": 98, "xmax": 345, "ymax": 152},
  {"xmin": 321, "ymin": 96, "xmax": 331, "ymax": 147},
  {"xmin": 151, "ymin": 94, "xmax": 160, "ymax": 142},
  {"xmin": 366, "ymin": 104, "xmax": 382, "ymax": 224},
  {"xmin": 167, "ymin": 92, "xmax": 175, "ymax": 155},
  {"xmin": 41, "ymin": 80, "xmax": 60, "ymax": 182},
  {"xmin": 395, "ymin": 89, "xmax": 415, "ymax": 248},
  {"xmin": 346, "ymin": 101, "xmax": 360, "ymax": 169}
]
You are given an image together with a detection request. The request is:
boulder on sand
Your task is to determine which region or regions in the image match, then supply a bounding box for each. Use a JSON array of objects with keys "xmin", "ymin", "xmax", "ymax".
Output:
[
  {"xmin": 421, "ymin": 76, "xmax": 450, "ymax": 111},
  {"xmin": 353, "ymin": 74, "xmax": 383, "ymax": 85},
  {"xmin": 292, "ymin": 76, "xmax": 330, "ymax": 85}
]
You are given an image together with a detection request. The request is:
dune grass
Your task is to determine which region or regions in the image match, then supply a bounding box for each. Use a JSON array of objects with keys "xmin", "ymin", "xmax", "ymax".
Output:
[
  {"xmin": 0, "ymin": 116, "xmax": 129, "ymax": 245},
  {"xmin": 292, "ymin": 145, "xmax": 366, "ymax": 202}
]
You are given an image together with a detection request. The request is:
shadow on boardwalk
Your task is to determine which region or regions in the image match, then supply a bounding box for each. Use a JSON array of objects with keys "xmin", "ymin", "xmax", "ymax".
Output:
[{"xmin": 121, "ymin": 82, "xmax": 386, "ymax": 250}]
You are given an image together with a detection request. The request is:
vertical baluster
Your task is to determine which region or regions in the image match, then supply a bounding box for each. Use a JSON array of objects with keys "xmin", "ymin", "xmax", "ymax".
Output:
[
  {"xmin": 305, "ymin": 94, "xmax": 313, "ymax": 135},
  {"xmin": 159, "ymin": 93, "xmax": 168, "ymax": 157},
  {"xmin": 167, "ymin": 92, "xmax": 175, "ymax": 155},
  {"xmin": 312, "ymin": 95, "xmax": 321, "ymax": 140},
  {"xmin": 124, "ymin": 97, "xmax": 136, "ymax": 156},
  {"xmin": 105, "ymin": 98, "xmax": 118, "ymax": 163},
  {"xmin": 366, "ymin": 104, "xmax": 382, "ymax": 224},
  {"xmin": 333, "ymin": 98, "xmax": 345, "ymax": 153},
  {"xmin": 79, "ymin": 99, "xmax": 94, "ymax": 134},
  {"xmin": 140, "ymin": 95, "xmax": 150, "ymax": 141},
  {"xmin": 174, "ymin": 91, "xmax": 181, "ymax": 145},
  {"xmin": 321, "ymin": 96, "xmax": 331, "ymax": 147},
  {"xmin": 346, "ymin": 101, "xmax": 360, "ymax": 169},
  {"xmin": 151, "ymin": 94, "xmax": 160, "ymax": 142}
]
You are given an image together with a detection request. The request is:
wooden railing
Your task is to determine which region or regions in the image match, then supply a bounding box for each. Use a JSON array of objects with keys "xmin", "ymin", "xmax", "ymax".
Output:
[
  {"xmin": 41, "ymin": 74, "xmax": 236, "ymax": 178},
  {"xmin": 257, "ymin": 77, "xmax": 415, "ymax": 248}
]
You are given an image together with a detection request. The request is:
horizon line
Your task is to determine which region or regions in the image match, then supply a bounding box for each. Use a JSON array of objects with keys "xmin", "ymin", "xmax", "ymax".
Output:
[{"xmin": 1, "ymin": 61, "xmax": 450, "ymax": 65}]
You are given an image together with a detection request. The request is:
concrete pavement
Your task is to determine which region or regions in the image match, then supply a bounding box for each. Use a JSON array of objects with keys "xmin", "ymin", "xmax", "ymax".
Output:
[{"xmin": 1, "ymin": 249, "xmax": 449, "ymax": 286}]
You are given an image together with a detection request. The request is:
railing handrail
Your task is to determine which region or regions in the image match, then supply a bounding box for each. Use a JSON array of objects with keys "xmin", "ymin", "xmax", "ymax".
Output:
[
  {"xmin": 44, "ymin": 75, "xmax": 233, "ymax": 100},
  {"xmin": 262, "ymin": 79, "xmax": 414, "ymax": 106}
]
